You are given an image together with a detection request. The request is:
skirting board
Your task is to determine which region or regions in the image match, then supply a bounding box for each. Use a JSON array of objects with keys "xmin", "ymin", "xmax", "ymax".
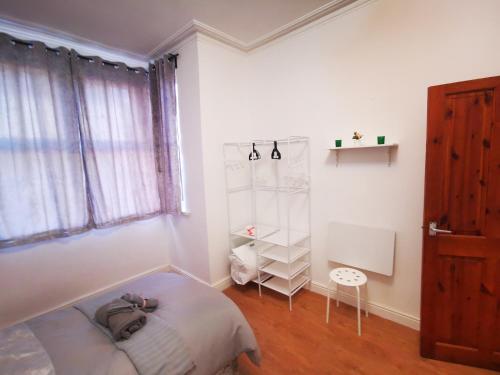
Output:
[
  {"xmin": 169, "ymin": 267, "xmax": 419, "ymax": 329},
  {"xmin": 1, "ymin": 263, "xmax": 170, "ymax": 330},
  {"xmin": 168, "ymin": 264, "xmax": 210, "ymax": 286},
  {"xmin": 168, "ymin": 264, "xmax": 234, "ymax": 291},
  {"xmin": 168, "ymin": 266, "xmax": 419, "ymax": 329},
  {"xmin": 169, "ymin": 267, "xmax": 419, "ymax": 330},
  {"xmin": 212, "ymin": 276, "xmax": 234, "ymax": 291},
  {"xmin": 309, "ymin": 281, "xmax": 420, "ymax": 331}
]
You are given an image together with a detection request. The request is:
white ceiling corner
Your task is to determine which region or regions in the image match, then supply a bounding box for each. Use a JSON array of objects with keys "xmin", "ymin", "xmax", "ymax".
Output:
[
  {"xmin": 151, "ymin": 0, "xmax": 362, "ymax": 56},
  {"xmin": 148, "ymin": 19, "xmax": 247, "ymax": 59},
  {"xmin": 0, "ymin": 0, "xmax": 364, "ymax": 62}
]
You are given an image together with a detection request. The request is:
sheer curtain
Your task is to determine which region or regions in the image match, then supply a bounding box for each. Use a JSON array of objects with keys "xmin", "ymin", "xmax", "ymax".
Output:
[
  {"xmin": 150, "ymin": 57, "xmax": 182, "ymax": 215},
  {"xmin": 71, "ymin": 52, "xmax": 161, "ymax": 227},
  {"xmin": 0, "ymin": 33, "xmax": 89, "ymax": 248}
]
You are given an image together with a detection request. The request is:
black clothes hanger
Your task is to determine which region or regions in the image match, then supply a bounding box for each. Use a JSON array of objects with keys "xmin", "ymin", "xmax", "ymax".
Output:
[
  {"xmin": 249, "ymin": 143, "xmax": 261, "ymax": 161},
  {"xmin": 271, "ymin": 141, "xmax": 281, "ymax": 160}
]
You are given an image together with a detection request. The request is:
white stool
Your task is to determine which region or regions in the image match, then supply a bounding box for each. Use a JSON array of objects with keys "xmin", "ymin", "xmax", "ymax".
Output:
[{"xmin": 326, "ymin": 267, "xmax": 368, "ymax": 336}]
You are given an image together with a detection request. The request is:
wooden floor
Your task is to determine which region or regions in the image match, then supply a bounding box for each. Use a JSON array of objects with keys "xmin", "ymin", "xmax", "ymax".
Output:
[{"xmin": 224, "ymin": 284, "xmax": 495, "ymax": 375}]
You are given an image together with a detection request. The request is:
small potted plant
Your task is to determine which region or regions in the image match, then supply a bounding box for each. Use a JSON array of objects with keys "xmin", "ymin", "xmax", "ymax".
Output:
[{"xmin": 352, "ymin": 131, "xmax": 364, "ymax": 146}]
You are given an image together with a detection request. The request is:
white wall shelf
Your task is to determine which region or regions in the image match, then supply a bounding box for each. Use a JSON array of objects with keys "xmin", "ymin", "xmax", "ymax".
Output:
[
  {"xmin": 224, "ymin": 137, "xmax": 311, "ymax": 311},
  {"xmin": 329, "ymin": 142, "xmax": 398, "ymax": 167}
]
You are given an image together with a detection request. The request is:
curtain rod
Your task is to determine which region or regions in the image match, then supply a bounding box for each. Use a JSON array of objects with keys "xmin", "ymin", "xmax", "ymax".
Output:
[
  {"xmin": 9, "ymin": 36, "xmax": 180, "ymax": 71},
  {"xmin": 151, "ymin": 53, "xmax": 179, "ymax": 70},
  {"xmin": 167, "ymin": 53, "xmax": 179, "ymax": 69},
  {"xmin": 8, "ymin": 37, "xmax": 146, "ymax": 73}
]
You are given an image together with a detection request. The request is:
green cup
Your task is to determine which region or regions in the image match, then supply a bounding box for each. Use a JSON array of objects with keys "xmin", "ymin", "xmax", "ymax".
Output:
[
  {"xmin": 377, "ymin": 136, "xmax": 385, "ymax": 145},
  {"xmin": 335, "ymin": 139, "xmax": 342, "ymax": 148}
]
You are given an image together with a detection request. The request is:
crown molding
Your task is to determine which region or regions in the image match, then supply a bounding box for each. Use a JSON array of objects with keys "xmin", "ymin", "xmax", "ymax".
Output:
[
  {"xmin": 150, "ymin": 0, "xmax": 365, "ymax": 56},
  {"xmin": 148, "ymin": 19, "xmax": 247, "ymax": 58},
  {"xmin": 0, "ymin": 16, "xmax": 149, "ymax": 68},
  {"xmin": 1, "ymin": 0, "xmax": 371, "ymax": 63},
  {"xmin": 247, "ymin": 0, "xmax": 360, "ymax": 51}
]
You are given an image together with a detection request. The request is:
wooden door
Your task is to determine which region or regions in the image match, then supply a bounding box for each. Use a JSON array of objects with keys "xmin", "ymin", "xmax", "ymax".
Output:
[{"xmin": 421, "ymin": 76, "xmax": 500, "ymax": 371}]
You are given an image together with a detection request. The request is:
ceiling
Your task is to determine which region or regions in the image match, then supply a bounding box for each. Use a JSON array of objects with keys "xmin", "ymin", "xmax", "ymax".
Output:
[{"xmin": 0, "ymin": 0, "xmax": 336, "ymax": 58}]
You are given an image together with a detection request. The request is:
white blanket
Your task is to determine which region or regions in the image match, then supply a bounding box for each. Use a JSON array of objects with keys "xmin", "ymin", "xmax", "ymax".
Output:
[
  {"xmin": 0, "ymin": 323, "xmax": 55, "ymax": 375},
  {"xmin": 229, "ymin": 243, "xmax": 258, "ymax": 285}
]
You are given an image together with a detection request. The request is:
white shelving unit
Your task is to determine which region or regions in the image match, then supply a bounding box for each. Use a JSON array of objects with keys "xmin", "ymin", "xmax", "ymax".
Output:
[
  {"xmin": 329, "ymin": 142, "xmax": 398, "ymax": 166},
  {"xmin": 224, "ymin": 136, "xmax": 311, "ymax": 311},
  {"xmin": 261, "ymin": 245, "xmax": 310, "ymax": 263},
  {"xmin": 261, "ymin": 275, "xmax": 310, "ymax": 296},
  {"xmin": 260, "ymin": 259, "xmax": 310, "ymax": 279},
  {"xmin": 230, "ymin": 225, "xmax": 309, "ymax": 247}
]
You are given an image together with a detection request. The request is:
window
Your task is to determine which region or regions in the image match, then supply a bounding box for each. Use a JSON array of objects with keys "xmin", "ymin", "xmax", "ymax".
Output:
[
  {"xmin": 0, "ymin": 32, "xmax": 183, "ymax": 249},
  {"xmin": 0, "ymin": 40, "xmax": 88, "ymax": 247},
  {"xmin": 72, "ymin": 57, "xmax": 161, "ymax": 226},
  {"xmin": 174, "ymin": 78, "xmax": 188, "ymax": 213}
]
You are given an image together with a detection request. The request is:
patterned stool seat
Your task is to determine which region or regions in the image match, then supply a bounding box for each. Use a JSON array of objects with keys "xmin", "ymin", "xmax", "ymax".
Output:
[{"xmin": 330, "ymin": 267, "xmax": 367, "ymax": 287}]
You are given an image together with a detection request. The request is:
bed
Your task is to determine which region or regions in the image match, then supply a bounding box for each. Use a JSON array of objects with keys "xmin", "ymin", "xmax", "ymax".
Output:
[{"xmin": 0, "ymin": 272, "xmax": 260, "ymax": 375}]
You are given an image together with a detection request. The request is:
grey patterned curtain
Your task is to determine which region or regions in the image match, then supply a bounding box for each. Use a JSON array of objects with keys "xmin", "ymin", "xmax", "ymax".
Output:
[
  {"xmin": 150, "ymin": 57, "xmax": 182, "ymax": 215},
  {"xmin": 0, "ymin": 32, "xmax": 182, "ymax": 249},
  {"xmin": 0, "ymin": 33, "xmax": 89, "ymax": 248},
  {"xmin": 71, "ymin": 52, "xmax": 161, "ymax": 227}
]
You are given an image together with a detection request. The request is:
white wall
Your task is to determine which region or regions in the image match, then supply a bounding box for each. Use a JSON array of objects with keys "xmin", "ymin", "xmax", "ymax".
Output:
[
  {"xmin": 167, "ymin": 35, "xmax": 212, "ymax": 283},
  {"xmin": 244, "ymin": 0, "xmax": 500, "ymax": 323},
  {"xmin": 175, "ymin": 0, "xmax": 500, "ymax": 326},
  {"xmin": 0, "ymin": 217, "xmax": 170, "ymax": 329},
  {"xmin": 196, "ymin": 35, "xmax": 253, "ymax": 285},
  {"xmin": 165, "ymin": 35, "xmax": 253, "ymax": 286}
]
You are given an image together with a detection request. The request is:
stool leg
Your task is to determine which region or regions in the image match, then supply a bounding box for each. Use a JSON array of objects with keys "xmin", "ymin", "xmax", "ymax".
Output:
[
  {"xmin": 356, "ymin": 285, "xmax": 361, "ymax": 336},
  {"xmin": 326, "ymin": 280, "xmax": 331, "ymax": 323},
  {"xmin": 336, "ymin": 283, "xmax": 340, "ymax": 307},
  {"xmin": 365, "ymin": 283, "xmax": 369, "ymax": 317}
]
